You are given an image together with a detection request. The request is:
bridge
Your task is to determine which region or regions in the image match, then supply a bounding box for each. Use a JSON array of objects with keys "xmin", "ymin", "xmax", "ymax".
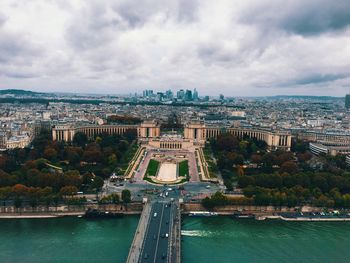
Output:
[{"xmin": 127, "ymin": 191, "xmax": 181, "ymax": 263}]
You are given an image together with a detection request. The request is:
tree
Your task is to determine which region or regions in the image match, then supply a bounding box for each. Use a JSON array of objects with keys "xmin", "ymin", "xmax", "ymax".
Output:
[
  {"xmin": 202, "ymin": 196, "xmax": 215, "ymax": 210},
  {"xmin": 91, "ymin": 176, "xmax": 104, "ymax": 190},
  {"xmin": 14, "ymin": 197, "xmax": 22, "ymax": 210},
  {"xmin": 44, "ymin": 147, "xmax": 58, "ymax": 161},
  {"xmin": 73, "ymin": 132, "xmax": 88, "ymax": 147},
  {"xmin": 251, "ymin": 154, "xmax": 262, "ymax": 164},
  {"xmin": 12, "ymin": 184, "xmax": 28, "ymax": 197},
  {"xmin": 27, "ymin": 187, "xmax": 39, "ymax": 210},
  {"xmin": 0, "ymin": 187, "xmax": 11, "ymax": 206},
  {"xmin": 280, "ymin": 161, "xmax": 298, "ymax": 174},
  {"xmin": 59, "ymin": 185, "xmax": 78, "ymax": 197},
  {"xmin": 121, "ymin": 189, "xmax": 131, "ymax": 210},
  {"xmin": 108, "ymin": 154, "xmax": 118, "ymax": 167},
  {"xmin": 0, "ymin": 169, "xmax": 17, "ymax": 187},
  {"xmin": 261, "ymin": 153, "xmax": 276, "ymax": 173},
  {"xmin": 238, "ymin": 176, "xmax": 255, "ymax": 188},
  {"xmin": 63, "ymin": 170, "xmax": 82, "ymax": 188},
  {"xmin": 214, "ymin": 133, "xmax": 239, "ymax": 152}
]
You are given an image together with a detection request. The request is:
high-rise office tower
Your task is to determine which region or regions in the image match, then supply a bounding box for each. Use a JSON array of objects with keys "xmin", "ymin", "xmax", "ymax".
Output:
[
  {"xmin": 165, "ymin": 89, "xmax": 173, "ymax": 100},
  {"xmin": 346, "ymin": 94, "xmax": 350, "ymax": 109},
  {"xmin": 185, "ymin": 90, "xmax": 193, "ymax": 101},
  {"xmin": 177, "ymin": 89, "xmax": 185, "ymax": 100},
  {"xmin": 193, "ymin": 88, "xmax": 199, "ymax": 101}
]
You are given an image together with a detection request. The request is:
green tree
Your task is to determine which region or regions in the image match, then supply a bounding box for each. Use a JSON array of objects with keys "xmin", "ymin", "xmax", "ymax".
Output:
[
  {"xmin": 91, "ymin": 176, "xmax": 104, "ymax": 190},
  {"xmin": 280, "ymin": 161, "xmax": 298, "ymax": 174},
  {"xmin": 121, "ymin": 189, "xmax": 131, "ymax": 210},
  {"xmin": 14, "ymin": 197, "xmax": 22, "ymax": 210},
  {"xmin": 122, "ymin": 189, "xmax": 131, "ymax": 203},
  {"xmin": 73, "ymin": 132, "xmax": 88, "ymax": 147}
]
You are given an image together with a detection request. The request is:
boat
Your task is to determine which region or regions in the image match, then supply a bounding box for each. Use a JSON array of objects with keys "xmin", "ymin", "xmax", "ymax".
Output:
[
  {"xmin": 232, "ymin": 212, "xmax": 255, "ymax": 219},
  {"xmin": 188, "ymin": 211, "xmax": 218, "ymax": 217},
  {"xmin": 83, "ymin": 209, "xmax": 124, "ymax": 219}
]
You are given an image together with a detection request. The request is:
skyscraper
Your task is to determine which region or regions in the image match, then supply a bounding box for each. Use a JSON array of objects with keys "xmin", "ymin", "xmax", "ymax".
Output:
[
  {"xmin": 143, "ymin": 89, "xmax": 154, "ymax": 97},
  {"xmin": 165, "ymin": 89, "xmax": 173, "ymax": 100},
  {"xmin": 185, "ymin": 90, "xmax": 193, "ymax": 101},
  {"xmin": 193, "ymin": 88, "xmax": 199, "ymax": 101},
  {"xmin": 177, "ymin": 89, "xmax": 185, "ymax": 100},
  {"xmin": 346, "ymin": 95, "xmax": 350, "ymax": 109}
]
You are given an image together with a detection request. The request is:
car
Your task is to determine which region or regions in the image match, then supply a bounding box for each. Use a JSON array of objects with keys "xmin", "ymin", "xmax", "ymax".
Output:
[
  {"xmin": 144, "ymin": 253, "xmax": 149, "ymax": 259},
  {"xmin": 153, "ymin": 212, "xmax": 157, "ymax": 217},
  {"xmin": 153, "ymin": 234, "xmax": 156, "ymax": 240},
  {"xmin": 162, "ymin": 253, "xmax": 166, "ymax": 259},
  {"xmin": 206, "ymin": 185, "xmax": 211, "ymax": 189},
  {"xmin": 165, "ymin": 233, "xmax": 169, "ymax": 238},
  {"xmin": 167, "ymin": 188, "xmax": 172, "ymax": 191}
]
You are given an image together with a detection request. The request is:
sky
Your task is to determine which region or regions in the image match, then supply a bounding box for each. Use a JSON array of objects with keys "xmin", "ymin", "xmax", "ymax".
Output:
[{"xmin": 0, "ymin": 0, "xmax": 350, "ymax": 96}]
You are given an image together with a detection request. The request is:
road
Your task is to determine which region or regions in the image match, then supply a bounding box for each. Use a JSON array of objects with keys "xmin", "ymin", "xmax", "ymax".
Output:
[
  {"xmin": 139, "ymin": 189, "xmax": 179, "ymax": 263},
  {"xmin": 104, "ymin": 180, "xmax": 223, "ymax": 202}
]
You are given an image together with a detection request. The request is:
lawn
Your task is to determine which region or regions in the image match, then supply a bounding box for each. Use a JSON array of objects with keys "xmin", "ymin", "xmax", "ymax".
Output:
[
  {"xmin": 145, "ymin": 159, "xmax": 160, "ymax": 177},
  {"xmin": 178, "ymin": 160, "xmax": 189, "ymax": 179}
]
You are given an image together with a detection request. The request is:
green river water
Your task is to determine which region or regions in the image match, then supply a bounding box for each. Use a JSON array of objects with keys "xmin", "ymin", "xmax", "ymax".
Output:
[{"xmin": 1, "ymin": 216, "xmax": 350, "ymax": 263}]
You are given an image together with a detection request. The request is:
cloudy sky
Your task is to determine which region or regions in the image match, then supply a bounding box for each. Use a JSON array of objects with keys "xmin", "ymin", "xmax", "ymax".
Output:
[{"xmin": 0, "ymin": 0, "xmax": 350, "ymax": 96}]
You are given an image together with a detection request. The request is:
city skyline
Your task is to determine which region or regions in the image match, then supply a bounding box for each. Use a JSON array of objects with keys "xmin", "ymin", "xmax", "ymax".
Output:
[{"xmin": 1, "ymin": 0, "xmax": 350, "ymax": 96}]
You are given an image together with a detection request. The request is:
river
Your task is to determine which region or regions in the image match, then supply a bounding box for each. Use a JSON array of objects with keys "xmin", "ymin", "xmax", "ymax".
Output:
[
  {"xmin": 1, "ymin": 216, "xmax": 350, "ymax": 262},
  {"xmin": 182, "ymin": 216, "xmax": 350, "ymax": 263}
]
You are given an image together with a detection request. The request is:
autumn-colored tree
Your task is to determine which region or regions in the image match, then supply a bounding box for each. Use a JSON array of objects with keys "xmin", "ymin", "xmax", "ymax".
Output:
[
  {"xmin": 11, "ymin": 184, "xmax": 28, "ymax": 197},
  {"xmin": 251, "ymin": 154, "xmax": 262, "ymax": 164},
  {"xmin": 280, "ymin": 161, "xmax": 298, "ymax": 174},
  {"xmin": 63, "ymin": 170, "xmax": 82, "ymax": 188},
  {"xmin": 44, "ymin": 147, "xmax": 58, "ymax": 161},
  {"xmin": 59, "ymin": 185, "xmax": 78, "ymax": 197},
  {"xmin": 0, "ymin": 169, "xmax": 17, "ymax": 186}
]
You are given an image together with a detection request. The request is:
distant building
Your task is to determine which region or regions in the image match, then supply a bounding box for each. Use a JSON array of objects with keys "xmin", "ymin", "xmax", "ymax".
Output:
[
  {"xmin": 143, "ymin": 90, "xmax": 154, "ymax": 98},
  {"xmin": 6, "ymin": 135, "xmax": 31, "ymax": 150},
  {"xmin": 177, "ymin": 89, "xmax": 185, "ymax": 100},
  {"xmin": 346, "ymin": 94, "xmax": 350, "ymax": 109},
  {"xmin": 185, "ymin": 90, "xmax": 193, "ymax": 101},
  {"xmin": 165, "ymin": 90, "xmax": 173, "ymax": 100},
  {"xmin": 156, "ymin": 92, "xmax": 164, "ymax": 101},
  {"xmin": 309, "ymin": 142, "xmax": 350, "ymax": 156},
  {"xmin": 193, "ymin": 89, "xmax": 199, "ymax": 101}
]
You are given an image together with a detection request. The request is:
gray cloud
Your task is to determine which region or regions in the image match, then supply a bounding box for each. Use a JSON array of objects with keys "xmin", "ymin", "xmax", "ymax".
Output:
[
  {"xmin": 0, "ymin": 32, "xmax": 43, "ymax": 64},
  {"xmin": 240, "ymin": 0, "xmax": 350, "ymax": 36},
  {"xmin": 0, "ymin": 13, "xmax": 6, "ymax": 27},
  {"xmin": 0, "ymin": 0, "xmax": 350, "ymax": 96},
  {"xmin": 294, "ymin": 74, "xmax": 348, "ymax": 86}
]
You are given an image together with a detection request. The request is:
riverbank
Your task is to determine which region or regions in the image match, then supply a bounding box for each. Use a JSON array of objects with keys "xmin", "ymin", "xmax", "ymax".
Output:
[
  {"xmin": 2, "ymin": 202, "xmax": 350, "ymax": 221},
  {"xmin": 0, "ymin": 203, "xmax": 143, "ymax": 218}
]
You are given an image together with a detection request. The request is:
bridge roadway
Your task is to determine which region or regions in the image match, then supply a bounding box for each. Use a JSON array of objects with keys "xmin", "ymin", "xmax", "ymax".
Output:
[{"xmin": 127, "ymin": 189, "xmax": 180, "ymax": 263}]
